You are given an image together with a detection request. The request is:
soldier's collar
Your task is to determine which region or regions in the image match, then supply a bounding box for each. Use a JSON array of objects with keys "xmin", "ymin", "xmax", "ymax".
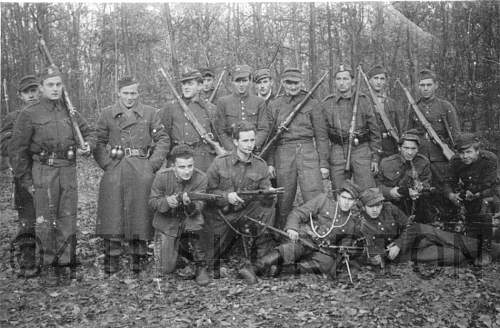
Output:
[
  {"xmin": 231, "ymin": 150, "xmax": 253, "ymax": 164},
  {"xmin": 335, "ymin": 91, "xmax": 354, "ymax": 102},
  {"xmin": 113, "ymin": 101, "xmax": 144, "ymax": 118},
  {"xmin": 233, "ymin": 90, "xmax": 249, "ymax": 99},
  {"xmin": 418, "ymin": 95, "xmax": 436, "ymax": 103},
  {"xmin": 40, "ymin": 97, "xmax": 62, "ymax": 110}
]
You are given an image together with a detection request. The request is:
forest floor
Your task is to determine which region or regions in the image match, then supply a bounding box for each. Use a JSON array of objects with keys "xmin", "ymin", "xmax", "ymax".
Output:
[{"xmin": 0, "ymin": 158, "xmax": 499, "ymax": 328}]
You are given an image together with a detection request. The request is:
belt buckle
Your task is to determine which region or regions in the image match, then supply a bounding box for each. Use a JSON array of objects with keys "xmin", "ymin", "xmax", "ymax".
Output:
[
  {"xmin": 48, "ymin": 153, "xmax": 55, "ymax": 166},
  {"xmin": 124, "ymin": 148, "xmax": 132, "ymax": 157}
]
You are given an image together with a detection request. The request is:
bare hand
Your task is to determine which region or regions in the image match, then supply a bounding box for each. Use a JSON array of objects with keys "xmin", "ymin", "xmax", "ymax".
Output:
[
  {"xmin": 268, "ymin": 166, "xmax": 276, "ymax": 179},
  {"xmin": 287, "ymin": 229, "xmax": 299, "ymax": 242},
  {"xmin": 181, "ymin": 192, "xmax": 191, "ymax": 205},
  {"xmin": 166, "ymin": 195, "xmax": 179, "ymax": 208},
  {"xmin": 389, "ymin": 187, "xmax": 402, "ymax": 199},
  {"xmin": 227, "ymin": 192, "xmax": 244, "ymax": 206},
  {"xmin": 448, "ymin": 192, "xmax": 462, "ymax": 206},
  {"xmin": 386, "ymin": 243, "xmax": 400, "ymax": 260},
  {"xmin": 465, "ymin": 190, "xmax": 478, "ymax": 201},
  {"xmin": 371, "ymin": 161, "xmax": 379, "ymax": 174},
  {"xmin": 320, "ymin": 167, "xmax": 330, "ymax": 180},
  {"xmin": 77, "ymin": 142, "xmax": 91, "ymax": 156},
  {"xmin": 409, "ymin": 188, "xmax": 420, "ymax": 200}
]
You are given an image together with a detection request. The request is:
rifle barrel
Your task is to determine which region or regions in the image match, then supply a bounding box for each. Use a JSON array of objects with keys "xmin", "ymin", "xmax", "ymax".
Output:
[{"xmin": 345, "ymin": 66, "xmax": 362, "ymax": 172}]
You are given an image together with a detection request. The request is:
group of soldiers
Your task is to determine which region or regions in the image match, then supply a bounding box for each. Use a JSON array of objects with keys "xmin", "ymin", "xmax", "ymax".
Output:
[{"xmin": 1, "ymin": 62, "xmax": 499, "ymax": 287}]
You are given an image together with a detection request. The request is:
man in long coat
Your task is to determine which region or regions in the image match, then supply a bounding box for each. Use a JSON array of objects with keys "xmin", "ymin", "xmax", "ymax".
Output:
[{"xmin": 93, "ymin": 77, "xmax": 169, "ymax": 274}]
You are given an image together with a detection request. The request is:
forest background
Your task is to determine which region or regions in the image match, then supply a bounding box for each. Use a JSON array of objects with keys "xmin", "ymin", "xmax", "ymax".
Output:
[{"xmin": 1, "ymin": 2, "xmax": 500, "ymax": 149}]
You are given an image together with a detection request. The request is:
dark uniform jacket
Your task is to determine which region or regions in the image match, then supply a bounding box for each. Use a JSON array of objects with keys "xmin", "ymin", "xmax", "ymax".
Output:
[
  {"xmin": 206, "ymin": 151, "xmax": 271, "ymax": 208},
  {"xmin": 443, "ymin": 150, "xmax": 499, "ymax": 199},
  {"xmin": 285, "ymin": 193, "xmax": 363, "ymax": 246},
  {"xmin": 9, "ymin": 98, "xmax": 94, "ymax": 183},
  {"xmin": 266, "ymin": 91, "xmax": 329, "ymax": 167},
  {"xmin": 376, "ymin": 153, "xmax": 432, "ymax": 200},
  {"xmin": 160, "ymin": 95, "xmax": 217, "ymax": 151},
  {"xmin": 360, "ymin": 202, "xmax": 411, "ymax": 256},
  {"xmin": 322, "ymin": 92, "xmax": 382, "ymax": 162},
  {"xmin": 407, "ymin": 96, "xmax": 460, "ymax": 162},
  {"xmin": 1, "ymin": 109, "xmax": 22, "ymax": 158},
  {"xmin": 371, "ymin": 94, "xmax": 403, "ymax": 157},
  {"xmin": 149, "ymin": 168, "xmax": 207, "ymax": 237},
  {"xmin": 215, "ymin": 91, "xmax": 268, "ymax": 151},
  {"xmin": 200, "ymin": 88, "xmax": 225, "ymax": 105}
]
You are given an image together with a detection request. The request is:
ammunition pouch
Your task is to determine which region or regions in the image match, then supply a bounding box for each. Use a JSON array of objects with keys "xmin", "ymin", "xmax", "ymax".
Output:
[{"xmin": 33, "ymin": 148, "xmax": 76, "ymax": 165}]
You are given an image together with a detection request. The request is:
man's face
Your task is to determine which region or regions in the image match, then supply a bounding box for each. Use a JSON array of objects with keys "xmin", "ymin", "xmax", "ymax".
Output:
[
  {"xmin": 400, "ymin": 140, "xmax": 419, "ymax": 161},
  {"xmin": 459, "ymin": 146, "xmax": 480, "ymax": 165},
  {"xmin": 418, "ymin": 78, "xmax": 437, "ymax": 99},
  {"xmin": 369, "ymin": 73, "xmax": 386, "ymax": 93},
  {"xmin": 338, "ymin": 191, "xmax": 356, "ymax": 212},
  {"xmin": 19, "ymin": 85, "xmax": 40, "ymax": 104},
  {"xmin": 40, "ymin": 76, "xmax": 63, "ymax": 100},
  {"xmin": 181, "ymin": 79, "xmax": 199, "ymax": 99},
  {"xmin": 256, "ymin": 77, "xmax": 272, "ymax": 97},
  {"xmin": 283, "ymin": 80, "xmax": 300, "ymax": 96},
  {"xmin": 174, "ymin": 157, "xmax": 194, "ymax": 181},
  {"xmin": 335, "ymin": 71, "xmax": 355, "ymax": 94},
  {"xmin": 364, "ymin": 203, "xmax": 383, "ymax": 219},
  {"xmin": 233, "ymin": 130, "xmax": 255, "ymax": 155},
  {"xmin": 233, "ymin": 76, "xmax": 250, "ymax": 95},
  {"xmin": 203, "ymin": 76, "xmax": 214, "ymax": 92},
  {"xmin": 118, "ymin": 83, "xmax": 139, "ymax": 109}
]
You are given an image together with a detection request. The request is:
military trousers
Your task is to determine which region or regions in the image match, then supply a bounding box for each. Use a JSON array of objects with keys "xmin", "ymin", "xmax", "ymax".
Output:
[
  {"xmin": 14, "ymin": 178, "xmax": 36, "ymax": 267},
  {"xmin": 32, "ymin": 161, "xmax": 77, "ymax": 267},
  {"xmin": 330, "ymin": 142, "xmax": 376, "ymax": 192},
  {"xmin": 274, "ymin": 141, "xmax": 324, "ymax": 229},
  {"xmin": 276, "ymin": 242, "xmax": 337, "ymax": 277}
]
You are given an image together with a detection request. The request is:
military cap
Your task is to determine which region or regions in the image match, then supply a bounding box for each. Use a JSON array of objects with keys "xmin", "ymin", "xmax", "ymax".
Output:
[
  {"xmin": 18, "ymin": 75, "xmax": 40, "ymax": 91},
  {"xmin": 282, "ymin": 67, "xmax": 302, "ymax": 82},
  {"xmin": 339, "ymin": 180, "xmax": 360, "ymax": 199},
  {"xmin": 169, "ymin": 144, "xmax": 194, "ymax": 160},
  {"xmin": 254, "ymin": 68, "xmax": 271, "ymax": 82},
  {"xmin": 360, "ymin": 188, "xmax": 385, "ymax": 206},
  {"xmin": 40, "ymin": 65, "xmax": 61, "ymax": 82},
  {"xmin": 232, "ymin": 65, "xmax": 252, "ymax": 80},
  {"xmin": 334, "ymin": 63, "xmax": 354, "ymax": 77},
  {"xmin": 118, "ymin": 76, "xmax": 138, "ymax": 90},
  {"xmin": 455, "ymin": 132, "xmax": 480, "ymax": 151},
  {"xmin": 199, "ymin": 68, "xmax": 215, "ymax": 78},
  {"xmin": 179, "ymin": 69, "xmax": 203, "ymax": 83},
  {"xmin": 400, "ymin": 129, "xmax": 421, "ymax": 145},
  {"xmin": 418, "ymin": 69, "xmax": 436, "ymax": 82},
  {"xmin": 367, "ymin": 65, "xmax": 387, "ymax": 79}
]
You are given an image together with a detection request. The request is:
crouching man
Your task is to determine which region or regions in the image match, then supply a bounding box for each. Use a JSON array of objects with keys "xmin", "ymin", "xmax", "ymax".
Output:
[{"xmin": 149, "ymin": 145, "xmax": 210, "ymax": 285}]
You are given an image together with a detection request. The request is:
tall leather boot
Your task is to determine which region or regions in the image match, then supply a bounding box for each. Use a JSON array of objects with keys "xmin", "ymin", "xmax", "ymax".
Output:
[
  {"xmin": 253, "ymin": 249, "xmax": 282, "ymax": 276},
  {"xmin": 190, "ymin": 235, "xmax": 210, "ymax": 286},
  {"xmin": 474, "ymin": 238, "xmax": 492, "ymax": 266}
]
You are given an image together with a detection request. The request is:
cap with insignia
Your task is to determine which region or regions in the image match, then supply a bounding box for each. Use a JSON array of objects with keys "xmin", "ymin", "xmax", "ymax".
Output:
[
  {"xmin": 367, "ymin": 65, "xmax": 387, "ymax": 79},
  {"xmin": 199, "ymin": 68, "xmax": 215, "ymax": 78},
  {"xmin": 179, "ymin": 69, "xmax": 202, "ymax": 83},
  {"xmin": 339, "ymin": 180, "xmax": 360, "ymax": 199},
  {"xmin": 254, "ymin": 68, "xmax": 271, "ymax": 82},
  {"xmin": 418, "ymin": 69, "xmax": 436, "ymax": 82},
  {"xmin": 455, "ymin": 132, "xmax": 480, "ymax": 151},
  {"xmin": 232, "ymin": 65, "xmax": 252, "ymax": 80},
  {"xmin": 400, "ymin": 129, "xmax": 421, "ymax": 145},
  {"xmin": 360, "ymin": 188, "xmax": 385, "ymax": 206},
  {"xmin": 335, "ymin": 63, "xmax": 354, "ymax": 77},
  {"xmin": 40, "ymin": 65, "xmax": 62, "ymax": 82},
  {"xmin": 118, "ymin": 76, "xmax": 138, "ymax": 90},
  {"xmin": 282, "ymin": 67, "xmax": 302, "ymax": 82},
  {"xmin": 18, "ymin": 75, "xmax": 40, "ymax": 91}
]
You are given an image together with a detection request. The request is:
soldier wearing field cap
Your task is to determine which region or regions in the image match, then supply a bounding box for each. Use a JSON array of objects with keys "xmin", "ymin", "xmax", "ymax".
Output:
[
  {"xmin": 9, "ymin": 65, "xmax": 94, "ymax": 283},
  {"xmin": 199, "ymin": 68, "xmax": 223, "ymax": 104},
  {"xmin": 322, "ymin": 64, "xmax": 382, "ymax": 192},
  {"xmin": 94, "ymin": 76, "xmax": 169, "ymax": 274},
  {"xmin": 407, "ymin": 69, "xmax": 460, "ymax": 185},
  {"xmin": 265, "ymin": 67, "xmax": 329, "ymax": 229},
  {"xmin": 443, "ymin": 132, "xmax": 500, "ymax": 266},
  {"xmin": 367, "ymin": 65, "xmax": 403, "ymax": 158},
  {"xmin": 160, "ymin": 69, "xmax": 220, "ymax": 172},
  {"xmin": 215, "ymin": 64, "xmax": 269, "ymax": 152},
  {"xmin": 254, "ymin": 68, "xmax": 274, "ymax": 104},
  {"xmin": 376, "ymin": 129, "xmax": 432, "ymax": 222}
]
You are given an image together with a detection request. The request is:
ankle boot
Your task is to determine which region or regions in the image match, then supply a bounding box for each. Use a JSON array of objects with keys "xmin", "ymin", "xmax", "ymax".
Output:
[
  {"xmin": 238, "ymin": 265, "xmax": 258, "ymax": 284},
  {"xmin": 254, "ymin": 250, "xmax": 281, "ymax": 276},
  {"xmin": 474, "ymin": 239, "xmax": 492, "ymax": 266},
  {"xmin": 195, "ymin": 265, "xmax": 210, "ymax": 286}
]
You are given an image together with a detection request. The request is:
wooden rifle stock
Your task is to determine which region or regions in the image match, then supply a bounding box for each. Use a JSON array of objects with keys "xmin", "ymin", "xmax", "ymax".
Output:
[
  {"xmin": 259, "ymin": 71, "xmax": 329, "ymax": 157},
  {"xmin": 396, "ymin": 79, "xmax": 455, "ymax": 161},
  {"xmin": 359, "ymin": 67, "xmax": 399, "ymax": 143},
  {"xmin": 208, "ymin": 69, "xmax": 225, "ymax": 104},
  {"xmin": 159, "ymin": 68, "xmax": 226, "ymax": 156},
  {"xmin": 345, "ymin": 67, "xmax": 362, "ymax": 172}
]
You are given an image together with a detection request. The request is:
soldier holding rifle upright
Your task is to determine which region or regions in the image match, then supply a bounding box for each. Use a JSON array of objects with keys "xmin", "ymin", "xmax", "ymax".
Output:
[
  {"xmin": 9, "ymin": 66, "xmax": 94, "ymax": 284},
  {"xmin": 322, "ymin": 64, "xmax": 382, "ymax": 192},
  {"xmin": 94, "ymin": 76, "xmax": 169, "ymax": 275}
]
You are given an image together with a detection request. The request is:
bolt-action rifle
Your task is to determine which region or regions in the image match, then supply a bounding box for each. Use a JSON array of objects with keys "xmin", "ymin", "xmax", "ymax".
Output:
[
  {"xmin": 259, "ymin": 71, "xmax": 329, "ymax": 158},
  {"xmin": 159, "ymin": 68, "xmax": 226, "ymax": 156},
  {"xmin": 345, "ymin": 66, "xmax": 362, "ymax": 172},
  {"xmin": 208, "ymin": 69, "xmax": 226, "ymax": 104},
  {"xmin": 396, "ymin": 79, "xmax": 455, "ymax": 160},
  {"xmin": 223, "ymin": 187, "xmax": 284, "ymax": 213}
]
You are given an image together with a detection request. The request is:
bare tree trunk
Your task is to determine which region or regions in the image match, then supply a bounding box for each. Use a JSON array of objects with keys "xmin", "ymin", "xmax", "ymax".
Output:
[
  {"xmin": 164, "ymin": 3, "xmax": 179, "ymax": 78},
  {"xmin": 326, "ymin": 3, "xmax": 334, "ymax": 92},
  {"xmin": 234, "ymin": 3, "xmax": 241, "ymax": 63},
  {"xmin": 308, "ymin": 3, "xmax": 317, "ymax": 84},
  {"xmin": 120, "ymin": 4, "xmax": 131, "ymax": 75}
]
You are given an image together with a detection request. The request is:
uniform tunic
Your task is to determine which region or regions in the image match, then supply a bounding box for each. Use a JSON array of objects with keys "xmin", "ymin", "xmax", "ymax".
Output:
[
  {"xmin": 93, "ymin": 101, "xmax": 169, "ymax": 241},
  {"xmin": 215, "ymin": 91, "xmax": 269, "ymax": 151},
  {"xmin": 371, "ymin": 94, "xmax": 403, "ymax": 158},
  {"xmin": 9, "ymin": 97, "xmax": 94, "ymax": 266},
  {"xmin": 266, "ymin": 91, "xmax": 328, "ymax": 228},
  {"xmin": 161, "ymin": 95, "xmax": 218, "ymax": 171},
  {"xmin": 322, "ymin": 92, "xmax": 382, "ymax": 190}
]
